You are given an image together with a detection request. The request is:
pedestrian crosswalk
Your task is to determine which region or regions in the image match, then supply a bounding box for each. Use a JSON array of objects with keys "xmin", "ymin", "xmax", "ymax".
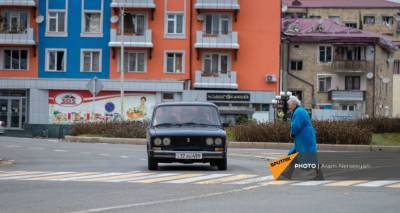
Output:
[{"xmin": 0, "ymin": 170, "xmax": 399, "ymax": 189}]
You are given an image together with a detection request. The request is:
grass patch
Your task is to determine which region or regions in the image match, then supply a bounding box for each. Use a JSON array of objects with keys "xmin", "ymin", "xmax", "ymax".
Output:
[{"xmin": 372, "ymin": 133, "xmax": 400, "ymax": 146}]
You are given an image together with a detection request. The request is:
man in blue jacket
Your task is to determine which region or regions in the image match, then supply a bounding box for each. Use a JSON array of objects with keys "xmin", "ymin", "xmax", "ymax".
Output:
[{"xmin": 283, "ymin": 96, "xmax": 324, "ymax": 180}]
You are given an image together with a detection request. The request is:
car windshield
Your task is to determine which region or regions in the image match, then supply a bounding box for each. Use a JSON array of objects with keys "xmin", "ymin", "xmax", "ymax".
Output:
[{"xmin": 152, "ymin": 105, "xmax": 221, "ymax": 127}]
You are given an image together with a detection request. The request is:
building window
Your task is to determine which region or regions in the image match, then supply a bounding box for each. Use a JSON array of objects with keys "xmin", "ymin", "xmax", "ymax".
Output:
[
  {"xmin": 291, "ymin": 90, "xmax": 303, "ymax": 101},
  {"xmin": 345, "ymin": 23, "xmax": 357, "ymax": 28},
  {"xmin": 319, "ymin": 46, "xmax": 332, "ymax": 63},
  {"xmin": 81, "ymin": 49, "xmax": 101, "ymax": 72},
  {"xmin": 205, "ymin": 14, "xmax": 231, "ymax": 35},
  {"xmin": 47, "ymin": 11, "xmax": 66, "ymax": 34},
  {"xmin": 123, "ymin": 51, "xmax": 146, "ymax": 72},
  {"xmin": 2, "ymin": 11, "xmax": 28, "ymax": 33},
  {"xmin": 394, "ymin": 60, "xmax": 400, "ymax": 74},
  {"xmin": 290, "ymin": 60, "xmax": 303, "ymax": 71},
  {"xmin": 382, "ymin": 16, "xmax": 394, "ymax": 25},
  {"xmin": 363, "ymin": 16, "xmax": 375, "ymax": 24},
  {"xmin": 83, "ymin": 11, "xmax": 102, "ymax": 34},
  {"xmin": 318, "ymin": 76, "xmax": 332, "ymax": 92},
  {"xmin": 124, "ymin": 13, "xmax": 145, "ymax": 35},
  {"xmin": 253, "ymin": 104, "xmax": 270, "ymax": 112},
  {"xmin": 342, "ymin": 104, "xmax": 357, "ymax": 111},
  {"xmin": 46, "ymin": 49, "xmax": 66, "ymax": 72},
  {"xmin": 162, "ymin": 93, "xmax": 174, "ymax": 102},
  {"xmin": 329, "ymin": 16, "xmax": 340, "ymax": 23},
  {"xmin": 309, "ymin": 15, "xmax": 321, "ymax": 19},
  {"xmin": 203, "ymin": 53, "xmax": 230, "ymax": 74},
  {"xmin": 345, "ymin": 76, "xmax": 361, "ymax": 90},
  {"xmin": 165, "ymin": 52, "xmax": 184, "ymax": 73},
  {"xmin": 2, "ymin": 49, "xmax": 28, "ymax": 70},
  {"xmin": 166, "ymin": 13, "xmax": 184, "ymax": 35}
]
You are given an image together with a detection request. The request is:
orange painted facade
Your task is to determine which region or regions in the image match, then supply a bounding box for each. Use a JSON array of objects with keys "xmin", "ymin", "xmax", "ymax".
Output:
[
  {"xmin": 0, "ymin": 6, "xmax": 38, "ymax": 78},
  {"xmin": 109, "ymin": 0, "xmax": 281, "ymax": 93}
]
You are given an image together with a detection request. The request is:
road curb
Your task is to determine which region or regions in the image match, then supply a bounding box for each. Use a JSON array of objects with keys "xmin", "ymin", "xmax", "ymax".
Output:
[
  {"xmin": 63, "ymin": 136, "xmax": 400, "ymax": 152},
  {"xmin": 0, "ymin": 159, "xmax": 15, "ymax": 166}
]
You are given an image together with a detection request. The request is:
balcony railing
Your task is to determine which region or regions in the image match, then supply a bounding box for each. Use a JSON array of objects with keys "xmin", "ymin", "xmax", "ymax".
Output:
[
  {"xmin": 195, "ymin": 0, "xmax": 240, "ymax": 10},
  {"xmin": 329, "ymin": 90, "xmax": 365, "ymax": 101},
  {"xmin": 109, "ymin": 29, "xmax": 153, "ymax": 48},
  {"xmin": 195, "ymin": 31, "xmax": 239, "ymax": 49},
  {"xmin": 0, "ymin": 28, "xmax": 35, "ymax": 45},
  {"xmin": 0, "ymin": 0, "xmax": 36, "ymax": 6},
  {"xmin": 194, "ymin": 70, "xmax": 238, "ymax": 89},
  {"xmin": 110, "ymin": 0, "xmax": 155, "ymax": 8},
  {"xmin": 331, "ymin": 60, "xmax": 370, "ymax": 72}
]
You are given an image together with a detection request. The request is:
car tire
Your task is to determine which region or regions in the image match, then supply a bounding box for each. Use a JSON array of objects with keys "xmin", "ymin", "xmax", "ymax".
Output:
[
  {"xmin": 217, "ymin": 158, "xmax": 227, "ymax": 171},
  {"xmin": 148, "ymin": 155, "xmax": 158, "ymax": 170}
]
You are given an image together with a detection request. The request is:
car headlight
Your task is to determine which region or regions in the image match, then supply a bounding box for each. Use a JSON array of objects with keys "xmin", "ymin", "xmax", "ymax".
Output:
[
  {"xmin": 206, "ymin": 137, "xmax": 214, "ymax": 146},
  {"xmin": 163, "ymin": 137, "xmax": 171, "ymax": 146},
  {"xmin": 154, "ymin": 138, "xmax": 162, "ymax": 146},
  {"xmin": 214, "ymin": 138, "xmax": 223, "ymax": 146}
]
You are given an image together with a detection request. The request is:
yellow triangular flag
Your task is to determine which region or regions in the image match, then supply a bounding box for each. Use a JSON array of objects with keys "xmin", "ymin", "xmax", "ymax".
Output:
[{"xmin": 268, "ymin": 152, "xmax": 298, "ymax": 180}]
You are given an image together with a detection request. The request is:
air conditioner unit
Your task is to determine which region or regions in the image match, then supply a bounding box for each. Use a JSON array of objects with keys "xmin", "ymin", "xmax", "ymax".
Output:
[{"xmin": 266, "ymin": 75, "xmax": 277, "ymax": 82}]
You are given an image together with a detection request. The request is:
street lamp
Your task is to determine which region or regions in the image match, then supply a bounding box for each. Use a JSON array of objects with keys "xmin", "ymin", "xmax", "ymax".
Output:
[
  {"xmin": 111, "ymin": 8, "xmax": 126, "ymax": 120},
  {"xmin": 272, "ymin": 91, "xmax": 292, "ymax": 121}
]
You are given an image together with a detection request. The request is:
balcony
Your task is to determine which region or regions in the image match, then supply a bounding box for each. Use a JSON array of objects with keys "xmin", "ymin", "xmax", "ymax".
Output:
[
  {"xmin": 195, "ymin": 0, "xmax": 240, "ymax": 10},
  {"xmin": 194, "ymin": 70, "xmax": 238, "ymax": 89},
  {"xmin": 329, "ymin": 90, "xmax": 365, "ymax": 101},
  {"xmin": 0, "ymin": 28, "xmax": 35, "ymax": 45},
  {"xmin": 109, "ymin": 29, "xmax": 153, "ymax": 48},
  {"xmin": 110, "ymin": 0, "xmax": 155, "ymax": 8},
  {"xmin": 331, "ymin": 60, "xmax": 371, "ymax": 72},
  {"xmin": 0, "ymin": 0, "xmax": 36, "ymax": 6},
  {"xmin": 195, "ymin": 31, "xmax": 239, "ymax": 49}
]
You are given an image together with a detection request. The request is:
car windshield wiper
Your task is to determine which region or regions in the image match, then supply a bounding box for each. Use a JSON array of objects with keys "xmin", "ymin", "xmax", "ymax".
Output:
[
  {"xmin": 153, "ymin": 123, "xmax": 179, "ymax": 127},
  {"xmin": 180, "ymin": 122, "xmax": 218, "ymax": 127}
]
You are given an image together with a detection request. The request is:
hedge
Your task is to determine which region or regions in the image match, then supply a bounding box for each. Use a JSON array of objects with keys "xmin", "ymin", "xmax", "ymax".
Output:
[{"xmin": 71, "ymin": 121, "xmax": 149, "ymax": 138}]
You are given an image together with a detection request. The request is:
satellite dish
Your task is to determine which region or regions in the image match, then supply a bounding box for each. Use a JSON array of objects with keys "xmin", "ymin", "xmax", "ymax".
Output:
[
  {"xmin": 110, "ymin": 16, "xmax": 119, "ymax": 24},
  {"xmin": 382, "ymin": 77, "xmax": 390, "ymax": 84},
  {"xmin": 366, "ymin": 72, "xmax": 374, "ymax": 79},
  {"xmin": 35, "ymin": 15, "xmax": 44, "ymax": 24}
]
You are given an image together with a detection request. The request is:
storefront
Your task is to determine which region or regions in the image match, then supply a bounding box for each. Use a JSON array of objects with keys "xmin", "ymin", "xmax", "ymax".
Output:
[{"xmin": 0, "ymin": 90, "xmax": 28, "ymax": 129}]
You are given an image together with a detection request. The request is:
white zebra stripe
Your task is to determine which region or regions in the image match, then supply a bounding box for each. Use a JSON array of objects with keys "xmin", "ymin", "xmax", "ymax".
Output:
[
  {"xmin": 292, "ymin": 181, "xmax": 334, "ymax": 186},
  {"xmin": 354, "ymin": 180, "xmax": 400, "ymax": 187},
  {"xmin": 0, "ymin": 172, "xmax": 71, "ymax": 180},
  {"xmin": 229, "ymin": 175, "xmax": 274, "ymax": 185},
  {"xmin": 57, "ymin": 173, "xmax": 123, "ymax": 181},
  {"xmin": 166, "ymin": 174, "xmax": 232, "ymax": 184}
]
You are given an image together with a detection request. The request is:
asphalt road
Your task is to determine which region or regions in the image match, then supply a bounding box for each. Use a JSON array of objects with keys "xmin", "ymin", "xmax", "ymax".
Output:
[{"xmin": 0, "ymin": 136, "xmax": 399, "ymax": 213}]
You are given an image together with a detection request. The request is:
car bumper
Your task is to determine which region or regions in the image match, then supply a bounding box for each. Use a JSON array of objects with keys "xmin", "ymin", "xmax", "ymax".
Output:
[{"xmin": 149, "ymin": 150, "xmax": 226, "ymax": 160}]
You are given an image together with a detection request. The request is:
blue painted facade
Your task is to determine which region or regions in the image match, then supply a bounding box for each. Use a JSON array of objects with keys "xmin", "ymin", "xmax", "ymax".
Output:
[{"xmin": 38, "ymin": 0, "xmax": 110, "ymax": 79}]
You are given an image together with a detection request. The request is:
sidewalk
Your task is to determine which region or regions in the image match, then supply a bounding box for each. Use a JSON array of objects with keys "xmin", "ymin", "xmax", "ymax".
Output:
[{"xmin": 64, "ymin": 136, "xmax": 400, "ymax": 152}]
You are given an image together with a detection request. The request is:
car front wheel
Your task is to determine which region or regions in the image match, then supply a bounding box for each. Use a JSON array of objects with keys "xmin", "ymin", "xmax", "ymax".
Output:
[
  {"xmin": 148, "ymin": 155, "xmax": 158, "ymax": 170},
  {"xmin": 217, "ymin": 158, "xmax": 227, "ymax": 171}
]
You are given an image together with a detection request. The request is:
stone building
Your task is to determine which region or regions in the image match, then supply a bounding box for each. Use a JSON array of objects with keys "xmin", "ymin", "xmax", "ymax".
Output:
[{"xmin": 282, "ymin": 19, "xmax": 397, "ymax": 118}]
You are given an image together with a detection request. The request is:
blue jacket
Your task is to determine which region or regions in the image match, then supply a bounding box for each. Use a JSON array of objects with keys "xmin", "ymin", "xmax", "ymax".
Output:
[{"xmin": 288, "ymin": 106, "xmax": 317, "ymax": 155}]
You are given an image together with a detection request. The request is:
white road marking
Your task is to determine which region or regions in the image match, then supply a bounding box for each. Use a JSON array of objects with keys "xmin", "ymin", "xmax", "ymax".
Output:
[
  {"xmin": 230, "ymin": 175, "xmax": 274, "ymax": 185},
  {"xmin": 6, "ymin": 145, "xmax": 21, "ymax": 148},
  {"xmin": 58, "ymin": 173, "xmax": 123, "ymax": 181},
  {"xmin": 166, "ymin": 174, "xmax": 232, "ymax": 184},
  {"xmin": 119, "ymin": 156, "xmax": 129, "ymax": 159},
  {"xmin": 15, "ymin": 172, "xmax": 74, "ymax": 180},
  {"xmin": 122, "ymin": 173, "xmax": 179, "ymax": 183},
  {"xmin": 0, "ymin": 172, "xmax": 49, "ymax": 180},
  {"xmin": 54, "ymin": 149, "xmax": 67, "ymax": 152},
  {"xmin": 292, "ymin": 181, "xmax": 334, "ymax": 186},
  {"xmin": 354, "ymin": 180, "xmax": 400, "ymax": 187},
  {"xmin": 29, "ymin": 147, "xmax": 45, "ymax": 150},
  {"xmin": 99, "ymin": 154, "xmax": 111, "ymax": 157}
]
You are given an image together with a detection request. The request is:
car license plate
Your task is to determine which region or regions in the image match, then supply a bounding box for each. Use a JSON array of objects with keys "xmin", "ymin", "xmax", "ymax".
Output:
[{"xmin": 175, "ymin": 152, "xmax": 202, "ymax": 160}]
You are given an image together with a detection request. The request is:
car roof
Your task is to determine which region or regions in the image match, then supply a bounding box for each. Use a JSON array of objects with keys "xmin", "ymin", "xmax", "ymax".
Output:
[{"xmin": 155, "ymin": 101, "xmax": 218, "ymax": 108}]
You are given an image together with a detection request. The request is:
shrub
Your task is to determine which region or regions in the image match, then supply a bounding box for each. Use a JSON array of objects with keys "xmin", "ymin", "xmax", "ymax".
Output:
[
  {"xmin": 355, "ymin": 118, "xmax": 400, "ymax": 133},
  {"xmin": 229, "ymin": 120, "xmax": 374, "ymax": 145},
  {"xmin": 72, "ymin": 121, "xmax": 149, "ymax": 138}
]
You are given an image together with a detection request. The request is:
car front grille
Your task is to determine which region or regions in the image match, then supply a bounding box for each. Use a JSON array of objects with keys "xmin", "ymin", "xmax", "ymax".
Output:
[{"xmin": 165, "ymin": 136, "xmax": 213, "ymax": 151}]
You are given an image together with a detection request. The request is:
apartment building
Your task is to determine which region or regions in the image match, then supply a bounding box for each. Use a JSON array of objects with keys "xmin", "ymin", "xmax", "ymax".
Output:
[
  {"xmin": 282, "ymin": 19, "xmax": 396, "ymax": 118},
  {"xmin": 0, "ymin": 0, "xmax": 281, "ymax": 131},
  {"xmin": 282, "ymin": 0, "xmax": 400, "ymax": 117}
]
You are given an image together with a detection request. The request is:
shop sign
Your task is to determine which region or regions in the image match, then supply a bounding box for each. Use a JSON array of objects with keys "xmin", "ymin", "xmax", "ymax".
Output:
[
  {"xmin": 207, "ymin": 93, "xmax": 250, "ymax": 102},
  {"xmin": 55, "ymin": 93, "xmax": 83, "ymax": 107}
]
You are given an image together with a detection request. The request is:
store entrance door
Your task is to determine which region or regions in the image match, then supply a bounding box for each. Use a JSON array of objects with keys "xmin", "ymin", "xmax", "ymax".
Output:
[{"xmin": 0, "ymin": 97, "xmax": 26, "ymax": 129}]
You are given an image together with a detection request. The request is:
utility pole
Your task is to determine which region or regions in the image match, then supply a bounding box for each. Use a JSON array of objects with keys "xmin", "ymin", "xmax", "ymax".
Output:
[{"xmin": 120, "ymin": 7, "xmax": 125, "ymax": 120}]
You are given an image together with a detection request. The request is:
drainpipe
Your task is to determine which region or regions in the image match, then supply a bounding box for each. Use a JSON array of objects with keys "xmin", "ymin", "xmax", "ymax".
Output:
[
  {"xmin": 372, "ymin": 45, "xmax": 376, "ymax": 117},
  {"xmin": 286, "ymin": 42, "xmax": 316, "ymax": 108},
  {"xmin": 188, "ymin": 0, "xmax": 193, "ymax": 90}
]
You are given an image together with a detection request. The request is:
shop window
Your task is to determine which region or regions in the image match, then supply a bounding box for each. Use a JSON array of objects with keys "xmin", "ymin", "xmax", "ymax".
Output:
[
  {"xmin": 162, "ymin": 93, "xmax": 174, "ymax": 102},
  {"xmin": 253, "ymin": 104, "xmax": 270, "ymax": 112}
]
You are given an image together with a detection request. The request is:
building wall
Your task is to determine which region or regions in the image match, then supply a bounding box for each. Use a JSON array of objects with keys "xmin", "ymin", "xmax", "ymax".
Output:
[
  {"xmin": 0, "ymin": 6, "xmax": 38, "ymax": 78},
  {"xmin": 38, "ymin": 0, "xmax": 111, "ymax": 79},
  {"xmin": 394, "ymin": 75, "xmax": 400, "ymax": 117}
]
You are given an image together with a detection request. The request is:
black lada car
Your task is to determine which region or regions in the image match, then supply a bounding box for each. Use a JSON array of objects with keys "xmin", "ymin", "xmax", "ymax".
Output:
[{"xmin": 147, "ymin": 102, "xmax": 227, "ymax": 170}]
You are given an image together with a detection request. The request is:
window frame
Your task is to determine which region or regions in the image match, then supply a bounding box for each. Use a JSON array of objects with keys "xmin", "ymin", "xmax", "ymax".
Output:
[
  {"xmin": 45, "ymin": 48, "xmax": 67, "ymax": 72},
  {"xmin": 382, "ymin": 16, "xmax": 394, "ymax": 25},
  {"xmin": 80, "ymin": 0, "xmax": 103, "ymax": 37},
  {"xmin": 318, "ymin": 75, "xmax": 332, "ymax": 92},
  {"xmin": 202, "ymin": 52, "xmax": 231, "ymax": 75},
  {"xmin": 319, "ymin": 45, "xmax": 333, "ymax": 63},
  {"xmin": 164, "ymin": 12, "xmax": 185, "ymax": 38},
  {"xmin": 1, "ymin": 48, "xmax": 29, "ymax": 71},
  {"xmin": 290, "ymin": 60, "xmax": 303, "ymax": 71},
  {"xmin": 345, "ymin": 76, "xmax": 361, "ymax": 91},
  {"xmin": 120, "ymin": 50, "xmax": 147, "ymax": 73},
  {"xmin": 345, "ymin": 22, "xmax": 357, "ymax": 28},
  {"xmin": 122, "ymin": 12, "xmax": 147, "ymax": 35},
  {"xmin": 80, "ymin": 49, "xmax": 102, "ymax": 73},
  {"xmin": 363, "ymin": 15, "xmax": 376, "ymax": 25},
  {"xmin": 164, "ymin": 51, "xmax": 185, "ymax": 74},
  {"xmin": 203, "ymin": 13, "xmax": 232, "ymax": 36}
]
